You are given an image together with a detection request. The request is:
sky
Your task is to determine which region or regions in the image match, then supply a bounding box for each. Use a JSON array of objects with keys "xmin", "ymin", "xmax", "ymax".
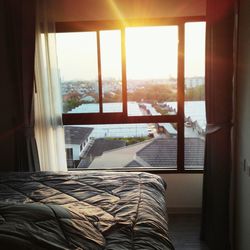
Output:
[{"xmin": 56, "ymin": 22, "xmax": 205, "ymax": 82}]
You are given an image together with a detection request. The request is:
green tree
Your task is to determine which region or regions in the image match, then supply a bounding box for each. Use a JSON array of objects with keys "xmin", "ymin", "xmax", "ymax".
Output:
[
  {"xmin": 186, "ymin": 85, "xmax": 205, "ymax": 101},
  {"xmin": 63, "ymin": 91, "xmax": 81, "ymax": 112}
]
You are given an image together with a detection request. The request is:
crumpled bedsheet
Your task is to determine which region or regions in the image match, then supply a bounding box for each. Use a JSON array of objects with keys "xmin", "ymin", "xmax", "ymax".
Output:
[{"xmin": 0, "ymin": 171, "xmax": 174, "ymax": 250}]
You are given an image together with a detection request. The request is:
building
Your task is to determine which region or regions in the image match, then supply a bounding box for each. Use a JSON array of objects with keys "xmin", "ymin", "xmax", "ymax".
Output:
[
  {"xmin": 64, "ymin": 126, "xmax": 93, "ymax": 167},
  {"xmin": 89, "ymin": 137, "xmax": 204, "ymax": 169},
  {"xmin": 78, "ymin": 138, "xmax": 126, "ymax": 168}
]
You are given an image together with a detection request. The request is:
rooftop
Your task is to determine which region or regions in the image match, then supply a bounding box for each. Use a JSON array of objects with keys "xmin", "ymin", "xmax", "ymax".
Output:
[
  {"xmin": 64, "ymin": 126, "xmax": 93, "ymax": 144},
  {"xmin": 88, "ymin": 139, "xmax": 152, "ymax": 169},
  {"xmin": 85, "ymin": 138, "xmax": 126, "ymax": 157},
  {"xmin": 78, "ymin": 138, "xmax": 126, "ymax": 168},
  {"xmin": 88, "ymin": 137, "xmax": 205, "ymax": 169},
  {"xmin": 135, "ymin": 137, "xmax": 205, "ymax": 168}
]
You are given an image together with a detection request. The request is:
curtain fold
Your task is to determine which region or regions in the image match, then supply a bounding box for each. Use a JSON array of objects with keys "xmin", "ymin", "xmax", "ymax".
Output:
[
  {"xmin": 201, "ymin": 0, "xmax": 235, "ymax": 249},
  {"xmin": 34, "ymin": 0, "xmax": 67, "ymax": 171},
  {"xmin": 3, "ymin": 0, "xmax": 40, "ymax": 172}
]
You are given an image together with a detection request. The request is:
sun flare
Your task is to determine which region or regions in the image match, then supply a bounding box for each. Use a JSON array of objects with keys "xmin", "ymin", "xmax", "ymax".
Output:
[{"xmin": 125, "ymin": 26, "xmax": 178, "ymax": 80}]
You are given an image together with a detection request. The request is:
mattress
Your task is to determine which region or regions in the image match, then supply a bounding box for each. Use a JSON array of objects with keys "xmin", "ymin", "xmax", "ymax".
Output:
[{"xmin": 0, "ymin": 171, "xmax": 174, "ymax": 250}]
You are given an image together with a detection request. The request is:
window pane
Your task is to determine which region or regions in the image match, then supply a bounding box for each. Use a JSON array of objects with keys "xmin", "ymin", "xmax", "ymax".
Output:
[
  {"xmin": 56, "ymin": 32, "xmax": 99, "ymax": 113},
  {"xmin": 100, "ymin": 30, "xmax": 122, "ymax": 113},
  {"xmin": 64, "ymin": 123, "xmax": 177, "ymax": 169},
  {"xmin": 184, "ymin": 22, "xmax": 206, "ymax": 169},
  {"xmin": 126, "ymin": 26, "xmax": 178, "ymax": 116}
]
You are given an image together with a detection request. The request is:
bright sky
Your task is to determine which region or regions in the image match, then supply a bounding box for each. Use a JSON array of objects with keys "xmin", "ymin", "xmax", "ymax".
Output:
[
  {"xmin": 126, "ymin": 25, "xmax": 178, "ymax": 80},
  {"xmin": 185, "ymin": 22, "xmax": 206, "ymax": 78},
  {"xmin": 56, "ymin": 22, "xmax": 205, "ymax": 81}
]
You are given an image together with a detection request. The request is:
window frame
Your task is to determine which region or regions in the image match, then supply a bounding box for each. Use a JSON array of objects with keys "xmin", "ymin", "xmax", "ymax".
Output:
[{"xmin": 56, "ymin": 16, "xmax": 206, "ymax": 173}]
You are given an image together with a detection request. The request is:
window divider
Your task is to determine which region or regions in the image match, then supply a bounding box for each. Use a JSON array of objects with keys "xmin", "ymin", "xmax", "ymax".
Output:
[
  {"xmin": 121, "ymin": 28, "xmax": 128, "ymax": 116},
  {"xmin": 62, "ymin": 113, "xmax": 179, "ymax": 125},
  {"xmin": 56, "ymin": 17, "xmax": 206, "ymax": 33},
  {"xmin": 177, "ymin": 23, "xmax": 185, "ymax": 172},
  {"xmin": 97, "ymin": 31, "xmax": 103, "ymax": 113}
]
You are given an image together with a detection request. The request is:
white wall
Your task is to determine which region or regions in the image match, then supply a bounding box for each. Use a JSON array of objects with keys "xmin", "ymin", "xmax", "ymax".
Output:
[
  {"xmin": 48, "ymin": 0, "xmax": 206, "ymax": 22},
  {"xmin": 65, "ymin": 144, "xmax": 80, "ymax": 160},
  {"xmin": 235, "ymin": 0, "xmax": 250, "ymax": 249},
  {"xmin": 160, "ymin": 174, "xmax": 203, "ymax": 213}
]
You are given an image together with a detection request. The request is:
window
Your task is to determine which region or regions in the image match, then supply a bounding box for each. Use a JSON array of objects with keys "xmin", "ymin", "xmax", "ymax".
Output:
[{"xmin": 56, "ymin": 18, "xmax": 206, "ymax": 172}]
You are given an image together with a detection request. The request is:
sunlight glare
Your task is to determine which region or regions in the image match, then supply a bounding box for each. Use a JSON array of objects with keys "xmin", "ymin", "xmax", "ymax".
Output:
[
  {"xmin": 107, "ymin": 0, "xmax": 127, "ymax": 26},
  {"xmin": 56, "ymin": 32, "xmax": 98, "ymax": 81},
  {"xmin": 126, "ymin": 26, "xmax": 178, "ymax": 80},
  {"xmin": 185, "ymin": 22, "xmax": 206, "ymax": 77},
  {"xmin": 100, "ymin": 30, "xmax": 122, "ymax": 80}
]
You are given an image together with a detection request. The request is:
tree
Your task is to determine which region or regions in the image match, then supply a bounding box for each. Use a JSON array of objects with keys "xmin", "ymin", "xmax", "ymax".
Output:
[
  {"xmin": 63, "ymin": 91, "xmax": 81, "ymax": 112},
  {"xmin": 128, "ymin": 83, "xmax": 176, "ymax": 103},
  {"xmin": 185, "ymin": 85, "xmax": 205, "ymax": 101}
]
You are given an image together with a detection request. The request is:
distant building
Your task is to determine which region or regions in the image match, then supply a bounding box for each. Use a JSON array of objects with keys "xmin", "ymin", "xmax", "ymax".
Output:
[
  {"xmin": 185, "ymin": 77, "xmax": 205, "ymax": 87},
  {"xmin": 158, "ymin": 123, "xmax": 177, "ymax": 137},
  {"xmin": 81, "ymin": 95, "xmax": 96, "ymax": 103}
]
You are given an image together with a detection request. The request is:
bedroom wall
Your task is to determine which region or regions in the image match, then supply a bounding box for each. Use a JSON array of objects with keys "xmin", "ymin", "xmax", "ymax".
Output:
[
  {"xmin": 161, "ymin": 174, "xmax": 203, "ymax": 213},
  {"xmin": 235, "ymin": 0, "xmax": 250, "ymax": 249},
  {"xmin": 48, "ymin": 0, "xmax": 206, "ymax": 22}
]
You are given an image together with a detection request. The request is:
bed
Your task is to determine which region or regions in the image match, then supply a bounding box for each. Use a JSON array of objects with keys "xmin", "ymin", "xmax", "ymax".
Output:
[{"xmin": 0, "ymin": 171, "xmax": 174, "ymax": 250}]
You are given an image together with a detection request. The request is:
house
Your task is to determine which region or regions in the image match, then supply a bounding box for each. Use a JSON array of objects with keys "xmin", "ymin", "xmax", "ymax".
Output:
[
  {"xmin": 78, "ymin": 138, "xmax": 126, "ymax": 168},
  {"xmin": 89, "ymin": 137, "xmax": 205, "ymax": 169},
  {"xmin": 1, "ymin": 0, "xmax": 250, "ymax": 249},
  {"xmin": 64, "ymin": 126, "xmax": 93, "ymax": 167}
]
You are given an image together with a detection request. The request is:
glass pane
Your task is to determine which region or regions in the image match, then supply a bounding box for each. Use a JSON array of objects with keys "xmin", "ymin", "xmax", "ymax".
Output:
[
  {"xmin": 64, "ymin": 123, "xmax": 177, "ymax": 169},
  {"xmin": 126, "ymin": 26, "xmax": 178, "ymax": 116},
  {"xmin": 184, "ymin": 22, "xmax": 206, "ymax": 169},
  {"xmin": 100, "ymin": 30, "xmax": 122, "ymax": 113},
  {"xmin": 56, "ymin": 32, "xmax": 99, "ymax": 113}
]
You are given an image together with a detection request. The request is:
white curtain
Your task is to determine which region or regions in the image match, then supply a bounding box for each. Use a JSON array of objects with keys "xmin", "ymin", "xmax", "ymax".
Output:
[{"xmin": 34, "ymin": 0, "xmax": 67, "ymax": 171}]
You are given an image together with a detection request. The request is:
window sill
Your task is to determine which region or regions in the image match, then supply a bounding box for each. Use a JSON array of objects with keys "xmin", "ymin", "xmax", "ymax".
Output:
[{"xmin": 68, "ymin": 167, "xmax": 204, "ymax": 174}]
